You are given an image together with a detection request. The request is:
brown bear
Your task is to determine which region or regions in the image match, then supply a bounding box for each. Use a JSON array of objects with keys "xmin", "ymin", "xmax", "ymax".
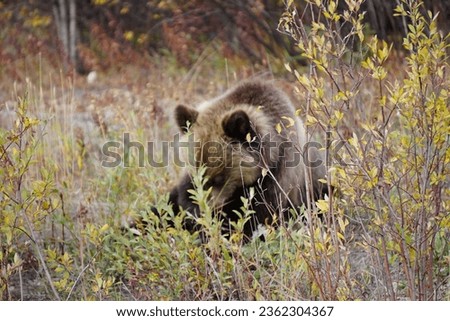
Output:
[{"xmin": 162, "ymin": 80, "xmax": 328, "ymax": 239}]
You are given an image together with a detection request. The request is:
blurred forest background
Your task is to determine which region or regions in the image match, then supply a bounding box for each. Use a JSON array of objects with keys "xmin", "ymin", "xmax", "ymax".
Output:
[{"xmin": 1, "ymin": 0, "xmax": 449, "ymax": 80}]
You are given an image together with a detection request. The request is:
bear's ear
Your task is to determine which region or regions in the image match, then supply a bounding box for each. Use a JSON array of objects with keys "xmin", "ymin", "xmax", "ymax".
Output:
[
  {"xmin": 175, "ymin": 104, "xmax": 199, "ymax": 133},
  {"xmin": 222, "ymin": 110, "xmax": 254, "ymax": 141}
]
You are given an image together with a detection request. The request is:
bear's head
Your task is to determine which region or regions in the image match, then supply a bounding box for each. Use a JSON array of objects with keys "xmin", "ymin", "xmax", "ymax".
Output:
[{"xmin": 174, "ymin": 104, "xmax": 266, "ymax": 207}]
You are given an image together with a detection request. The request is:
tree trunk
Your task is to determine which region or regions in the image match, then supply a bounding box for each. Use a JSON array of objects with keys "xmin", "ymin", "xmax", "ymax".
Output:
[
  {"xmin": 69, "ymin": 0, "xmax": 77, "ymax": 65},
  {"xmin": 53, "ymin": 0, "xmax": 77, "ymax": 71}
]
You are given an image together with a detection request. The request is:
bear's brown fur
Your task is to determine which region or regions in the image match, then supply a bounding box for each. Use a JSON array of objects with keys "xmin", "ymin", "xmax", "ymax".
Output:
[{"xmin": 165, "ymin": 80, "xmax": 328, "ymax": 239}]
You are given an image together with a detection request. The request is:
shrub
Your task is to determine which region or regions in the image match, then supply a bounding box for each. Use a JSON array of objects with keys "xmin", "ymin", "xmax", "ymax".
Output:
[
  {"xmin": 0, "ymin": 94, "xmax": 60, "ymax": 300},
  {"xmin": 279, "ymin": 0, "xmax": 449, "ymax": 300}
]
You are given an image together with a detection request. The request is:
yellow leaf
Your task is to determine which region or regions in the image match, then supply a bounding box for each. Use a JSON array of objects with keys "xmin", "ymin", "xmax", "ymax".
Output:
[
  {"xmin": 284, "ymin": 62, "xmax": 292, "ymax": 72},
  {"xmin": 99, "ymin": 224, "xmax": 109, "ymax": 234},
  {"xmin": 306, "ymin": 115, "xmax": 318, "ymax": 126},
  {"xmin": 124, "ymin": 31, "xmax": 134, "ymax": 41},
  {"xmin": 281, "ymin": 116, "xmax": 295, "ymax": 128},
  {"xmin": 275, "ymin": 123, "xmax": 282, "ymax": 134},
  {"xmin": 261, "ymin": 168, "xmax": 268, "ymax": 177},
  {"xmin": 328, "ymin": 1, "xmax": 336, "ymax": 14},
  {"xmin": 316, "ymin": 199, "xmax": 329, "ymax": 213},
  {"xmin": 334, "ymin": 110, "xmax": 344, "ymax": 120}
]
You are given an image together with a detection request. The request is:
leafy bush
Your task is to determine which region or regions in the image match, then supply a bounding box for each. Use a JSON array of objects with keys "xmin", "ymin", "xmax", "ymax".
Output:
[
  {"xmin": 0, "ymin": 94, "xmax": 60, "ymax": 300},
  {"xmin": 279, "ymin": 0, "xmax": 449, "ymax": 300}
]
